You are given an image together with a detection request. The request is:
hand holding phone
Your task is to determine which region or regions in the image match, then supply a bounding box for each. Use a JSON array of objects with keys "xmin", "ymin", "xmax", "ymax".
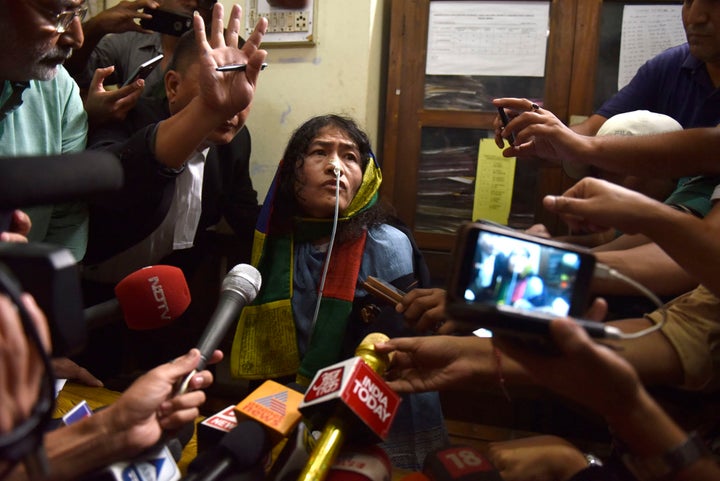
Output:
[
  {"xmin": 445, "ymin": 221, "xmax": 618, "ymax": 340},
  {"xmin": 140, "ymin": 7, "xmax": 193, "ymax": 36},
  {"xmin": 497, "ymin": 107, "xmax": 515, "ymax": 146},
  {"xmin": 122, "ymin": 54, "xmax": 164, "ymax": 87}
]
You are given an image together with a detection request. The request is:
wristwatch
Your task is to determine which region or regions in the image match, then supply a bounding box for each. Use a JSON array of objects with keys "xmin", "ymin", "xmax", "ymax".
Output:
[{"xmin": 622, "ymin": 432, "xmax": 712, "ymax": 481}]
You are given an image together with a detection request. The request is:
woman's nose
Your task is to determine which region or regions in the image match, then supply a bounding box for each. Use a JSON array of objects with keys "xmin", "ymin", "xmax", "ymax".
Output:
[{"xmin": 327, "ymin": 156, "xmax": 343, "ymax": 176}]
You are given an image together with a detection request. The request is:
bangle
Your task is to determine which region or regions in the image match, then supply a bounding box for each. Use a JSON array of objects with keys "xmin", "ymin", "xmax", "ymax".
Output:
[
  {"xmin": 492, "ymin": 346, "xmax": 511, "ymax": 402},
  {"xmin": 622, "ymin": 431, "xmax": 712, "ymax": 481}
]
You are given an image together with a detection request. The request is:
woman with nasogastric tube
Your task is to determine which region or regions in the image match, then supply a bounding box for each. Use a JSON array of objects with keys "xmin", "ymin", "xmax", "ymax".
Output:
[{"xmin": 229, "ymin": 114, "xmax": 447, "ymax": 470}]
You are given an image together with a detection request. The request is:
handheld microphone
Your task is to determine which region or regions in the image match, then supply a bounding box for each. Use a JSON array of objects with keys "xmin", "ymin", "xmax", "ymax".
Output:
[
  {"xmin": 297, "ymin": 333, "xmax": 402, "ymax": 481},
  {"xmin": 235, "ymin": 380, "xmax": 307, "ymax": 478},
  {"xmin": 195, "ymin": 263, "xmax": 261, "ymax": 371},
  {"xmin": 267, "ymin": 420, "xmax": 317, "ymax": 481},
  {"xmin": 84, "ymin": 265, "xmax": 191, "ymax": 330},
  {"xmin": 326, "ymin": 445, "xmax": 392, "ymax": 481},
  {"xmin": 175, "ymin": 264, "xmax": 261, "ymax": 395},
  {"xmin": 234, "ymin": 380, "xmax": 305, "ymax": 445},
  {"xmin": 181, "ymin": 420, "xmax": 271, "ymax": 481},
  {"xmin": 423, "ymin": 445, "xmax": 502, "ymax": 481}
]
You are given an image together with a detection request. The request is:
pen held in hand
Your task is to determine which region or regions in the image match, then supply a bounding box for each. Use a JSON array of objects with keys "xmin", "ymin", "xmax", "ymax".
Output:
[{"xmin": 216, "ymin": 62, "xmax": 269, "ymax": 72}]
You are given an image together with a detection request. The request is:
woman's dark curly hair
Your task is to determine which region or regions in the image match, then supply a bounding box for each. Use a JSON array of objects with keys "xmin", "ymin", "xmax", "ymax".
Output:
[{"xmin": 273, "ymin": 114, "xmax": 391, "ymax": 241}]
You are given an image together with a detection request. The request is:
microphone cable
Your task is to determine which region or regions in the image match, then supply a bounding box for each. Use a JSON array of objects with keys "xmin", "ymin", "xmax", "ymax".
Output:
[
  {"xmin": 309, "ymin": 162, "xmax": 343, "ymax": 336},
  {"xmin": 593, "ymin": 263, "xmax": 667, "ymax": 340},
  {"xmin": 0, "ymin": 263, "xmax": 56, "ymax": 480}
]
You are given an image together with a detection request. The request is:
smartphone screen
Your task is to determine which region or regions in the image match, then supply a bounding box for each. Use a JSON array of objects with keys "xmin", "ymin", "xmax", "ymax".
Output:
[
  {"xmin": 446, "ymin": 222, "xmax": 596, "ymax": 333},
  {"xmin": 462, "ymin": 229, "xmax": 586, "ymax": 316}
]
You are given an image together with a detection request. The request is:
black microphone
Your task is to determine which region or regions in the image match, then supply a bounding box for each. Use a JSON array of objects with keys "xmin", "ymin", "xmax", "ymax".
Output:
[
  {"xmin": 181, "ymin": 420, "xmax": 271, "ymax": 481},
  {"xmin": 0, "ymin": 151, "xmax": 123, "ymax": 231},
  {"xmin": 194, "ymin": 263, "xmax": 261, "ymax": 371}
]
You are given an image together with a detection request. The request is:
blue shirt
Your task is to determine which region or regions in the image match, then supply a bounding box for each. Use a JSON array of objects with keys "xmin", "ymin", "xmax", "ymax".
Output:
[
  {"xmin": 598, "ymin": 43, "xmax": 720, "ymax": 217},
  {"xmin": 598, "ymin": 43, "xmax": 720, "ymax": 129}
]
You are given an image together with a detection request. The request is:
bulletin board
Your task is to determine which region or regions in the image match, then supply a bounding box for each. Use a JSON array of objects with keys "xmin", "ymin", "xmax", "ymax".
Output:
[{"xmin": 243, "ymin": 0, "xmax": 317, "ymax": 47}]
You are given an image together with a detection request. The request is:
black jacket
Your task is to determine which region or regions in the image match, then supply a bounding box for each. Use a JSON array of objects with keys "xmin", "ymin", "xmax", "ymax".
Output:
[{"xmin": 84, "ymin": 97, "xmax": 259, "ymax": 268}]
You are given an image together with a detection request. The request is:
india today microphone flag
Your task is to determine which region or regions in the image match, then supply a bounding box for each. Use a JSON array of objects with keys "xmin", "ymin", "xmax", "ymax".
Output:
[{"xmin": 297, "ymin": 333, "xmax": 402, "ymax": 481}]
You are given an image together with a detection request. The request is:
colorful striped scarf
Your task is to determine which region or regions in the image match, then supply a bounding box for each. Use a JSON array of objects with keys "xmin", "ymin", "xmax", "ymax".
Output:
[{"xmin": 230, "ymin": 155, "xmax": 382, "ymax": 380}]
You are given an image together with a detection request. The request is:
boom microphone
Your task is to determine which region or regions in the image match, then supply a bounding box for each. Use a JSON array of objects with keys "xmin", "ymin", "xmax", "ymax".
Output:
[
  {"xmin": 0, "ymin": 152, "xmax": 123, "ymax": 230},
  {"xmin": 195, "ymin": 263, "xmax": 261, "ymax": 371},
  {"xmin": 297, "ymin": 333, "xmax": 402, "ymax": 481},
  {"xmin": 84, "ymin": 265, "xmax": 191, "ymax": 330}
]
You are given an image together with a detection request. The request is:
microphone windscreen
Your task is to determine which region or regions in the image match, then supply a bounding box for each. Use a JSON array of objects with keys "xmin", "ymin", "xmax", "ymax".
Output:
[
  {"xmin": 222, "ymin": 263, "xmax": 261, "ymax": 301},
  {"xmin": 0, "ymin": 151, "xmax": 123, "ymax": 209},
  {"xmin": 114, "ymin": 265, "xmax": 190, "ymax": 329}
]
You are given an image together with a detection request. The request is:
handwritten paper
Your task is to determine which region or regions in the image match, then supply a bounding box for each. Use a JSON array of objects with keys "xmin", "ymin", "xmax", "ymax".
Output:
[
  {"xmin": 473, "ymin": 139, "xmax": 515, "ymax": 224},
  {"xmin": 618, "ymin": 5, "xmax": 685, "ymax": 90}
]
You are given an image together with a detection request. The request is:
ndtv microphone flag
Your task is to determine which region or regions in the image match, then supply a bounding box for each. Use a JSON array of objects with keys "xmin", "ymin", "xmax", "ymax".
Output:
[{"xmin": 300, "ymin": 357, "xmax": 401, "ymax": 441}]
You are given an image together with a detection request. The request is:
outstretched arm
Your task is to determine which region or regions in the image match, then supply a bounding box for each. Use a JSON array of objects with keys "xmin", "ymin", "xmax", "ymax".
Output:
[
  {"xmin": 544, "ymin": 177, "xmax": 720, "ymax": 298},
  {"xmin": 492, "ymin": 98, "xmax": 720, "ymax": 178},
  {"xmin": 153, "ymin": 3, "xmax": 268, "ymax": 169},
  {"xmin": 9, "ymin": 348, "xmax": 222, "ymax": 481},
  {"xmin": 494, "ymin": 318, "xmax": 720, "ymax": 481}
]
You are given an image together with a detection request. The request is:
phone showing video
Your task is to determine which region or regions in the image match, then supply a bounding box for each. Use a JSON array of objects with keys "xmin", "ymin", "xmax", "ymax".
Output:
[
  {"xmin": 446, "ymin": 221, "xmax": 597, "ymax": 337},
  {"xmin": 122, "ymin": 54, "xmax": 164, "ymax": 87},
  {"xmin": 140, "ymin": 7, "xmax": 193, "ymax": 36}
]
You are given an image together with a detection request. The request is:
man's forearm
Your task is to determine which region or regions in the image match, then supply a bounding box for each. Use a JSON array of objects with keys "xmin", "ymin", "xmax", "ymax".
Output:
[
  {"xmin": 9, "ymin": 410, "xmax": 131, "ymax": 481},
  {"xmin": 593, "ymin": 244, "xmax": 698, "ymax": 296}
]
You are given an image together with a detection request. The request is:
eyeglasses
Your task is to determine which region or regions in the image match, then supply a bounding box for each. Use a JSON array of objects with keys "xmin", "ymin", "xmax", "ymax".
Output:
[{"xmin": 27, "ymin": 0, "xmax": 89, "ymax": 34}]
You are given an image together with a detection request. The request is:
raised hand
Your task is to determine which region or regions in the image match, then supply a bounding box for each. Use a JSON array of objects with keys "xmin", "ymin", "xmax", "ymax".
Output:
[{"xmin": 193, "ymin": 3, "xmax": 268, "ymax": 123}]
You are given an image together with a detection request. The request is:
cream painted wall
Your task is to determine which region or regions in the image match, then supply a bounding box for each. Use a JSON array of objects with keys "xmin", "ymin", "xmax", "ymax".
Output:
[
  {"xmin": 104, "ymin": 0, "xmax": 389, "ymax": 199},
  {"xmin": 219, "ymin": 0, "xmax": 388, "ymax": 199}
]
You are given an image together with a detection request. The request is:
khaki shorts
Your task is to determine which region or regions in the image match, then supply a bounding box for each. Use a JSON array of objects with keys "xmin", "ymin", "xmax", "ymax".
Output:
[{"xmin": 646, "ymin": 285, "xmax": 720, "ymax": 391}]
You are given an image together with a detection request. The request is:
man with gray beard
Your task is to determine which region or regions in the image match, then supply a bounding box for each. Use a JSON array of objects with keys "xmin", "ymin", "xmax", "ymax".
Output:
[{"xmin": 0, "ymin": 0, "xmax": 89, "ymax": 261}]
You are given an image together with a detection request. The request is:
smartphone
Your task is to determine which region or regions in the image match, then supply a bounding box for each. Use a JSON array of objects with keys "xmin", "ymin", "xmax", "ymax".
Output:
[
  {"xmin": 122, "ymin": 54, "xmax": 164, "ymax": 87},
  {"xmin": 140, "ymin": 7, "xmax": 193, "ymax": 36},
  {"xmin": 445, "ymin": 221, "xmax": 615, "ymax": 339},
  {"xmin": 497, "ymin": 107, "xmax": 515, "ymax": 146}
]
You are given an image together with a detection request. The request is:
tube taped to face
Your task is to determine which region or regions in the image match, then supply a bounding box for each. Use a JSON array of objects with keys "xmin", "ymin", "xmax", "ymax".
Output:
[{"xmin": 330, "ymin": 158, "xmax": 342, "ymax": 177}]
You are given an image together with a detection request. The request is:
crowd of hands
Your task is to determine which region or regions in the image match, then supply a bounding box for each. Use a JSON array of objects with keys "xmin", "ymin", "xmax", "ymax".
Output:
[{"xmin": 3, "ymin": 1, "xmax": 720, "ymax": 480}]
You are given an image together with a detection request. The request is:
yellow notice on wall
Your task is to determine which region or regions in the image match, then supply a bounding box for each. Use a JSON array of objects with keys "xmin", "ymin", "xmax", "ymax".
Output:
[{"xmin": 472, "ymin": 139, "xmax": 516, "ymax": 224}]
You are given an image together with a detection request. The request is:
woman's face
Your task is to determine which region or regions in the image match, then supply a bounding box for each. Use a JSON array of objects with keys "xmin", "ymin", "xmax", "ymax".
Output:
[{"xmin": 295, "ymin": 125, "xmax": 364, "ymax": 218}]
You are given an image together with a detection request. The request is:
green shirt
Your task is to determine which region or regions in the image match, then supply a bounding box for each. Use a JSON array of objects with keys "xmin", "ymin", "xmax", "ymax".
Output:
[{"xmin": 0, "ymin": 66, "xmax": 89, "ymax": 261}]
